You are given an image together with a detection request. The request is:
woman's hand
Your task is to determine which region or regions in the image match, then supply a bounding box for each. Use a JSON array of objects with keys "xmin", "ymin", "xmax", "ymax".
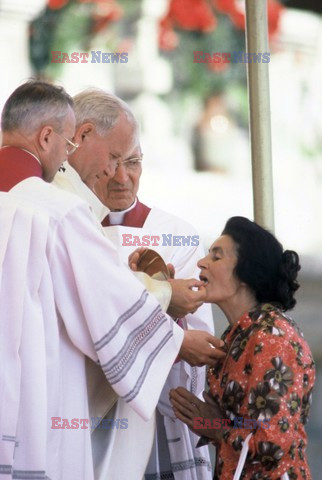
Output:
[{"xmin": 169, "ymin": 387, "xmax": 229, "ymax": 443}]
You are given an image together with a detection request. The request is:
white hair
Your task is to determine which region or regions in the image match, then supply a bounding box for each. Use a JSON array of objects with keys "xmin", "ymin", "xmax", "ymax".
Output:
[{"xmin": 73, "ymin": 88, "xmax": 138, "ymax": 136}]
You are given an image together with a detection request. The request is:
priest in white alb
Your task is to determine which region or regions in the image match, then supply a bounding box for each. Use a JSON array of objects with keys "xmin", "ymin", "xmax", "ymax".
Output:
[{"xmin": 54, "ymin": 88, "xmax": 215, "ymax": 479}]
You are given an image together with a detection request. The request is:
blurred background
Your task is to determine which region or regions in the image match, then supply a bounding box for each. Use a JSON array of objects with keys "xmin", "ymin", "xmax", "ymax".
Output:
[{"xmin": 0, "ymin": 0, "xmax": 321, "ymax": 475}]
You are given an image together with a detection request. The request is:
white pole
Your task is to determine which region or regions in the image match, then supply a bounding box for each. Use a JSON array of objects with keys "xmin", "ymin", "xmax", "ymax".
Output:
[{"xmin": 245, "ymin": 0, "xmax": 275, "ymax": 232}]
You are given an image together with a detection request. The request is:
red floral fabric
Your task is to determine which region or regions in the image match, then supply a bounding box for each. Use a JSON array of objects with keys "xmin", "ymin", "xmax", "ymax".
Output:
[{"xmin": 208, "ymin": 304, "xmax": 315, "ymax": 480}]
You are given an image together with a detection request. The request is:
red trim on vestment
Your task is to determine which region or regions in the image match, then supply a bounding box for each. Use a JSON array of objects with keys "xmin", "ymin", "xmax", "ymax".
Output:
[
  {"xmin": 102, "ymin": 199, "xmax": 151, "ymax": 227},
  {"xmin": 0, "ymin": 147, "xmax": 43, "ymax": 192}
]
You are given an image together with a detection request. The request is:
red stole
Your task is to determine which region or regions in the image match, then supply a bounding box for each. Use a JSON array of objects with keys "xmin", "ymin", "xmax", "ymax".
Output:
[
  {"xmin": 102, "ymin": 199, "xmax": 151, "ymax": 227},
  {"xmin": 0, "ymin": 146, "xmax": 43, "ymax": 192}
]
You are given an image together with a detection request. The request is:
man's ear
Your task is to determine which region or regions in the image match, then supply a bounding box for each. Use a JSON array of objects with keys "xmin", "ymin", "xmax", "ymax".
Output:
[
  {"xmin": 74, "ymin": 122, "xmax": 95, "ymax": 145},
  {"xmin": 38, "ymin": 125, "xmax": 54, "ymax": 152}
]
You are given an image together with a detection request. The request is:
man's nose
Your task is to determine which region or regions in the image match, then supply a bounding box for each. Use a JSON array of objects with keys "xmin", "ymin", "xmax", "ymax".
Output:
[{"xmin": 113, "ymin": 163, "xmax": 129, "ymax": 183}]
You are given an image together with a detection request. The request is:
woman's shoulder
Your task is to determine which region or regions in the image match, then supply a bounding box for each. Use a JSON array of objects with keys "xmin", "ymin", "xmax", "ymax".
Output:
[
  {"xmin": 249, "ymin": 303, "xmax": 300, "ymax": 334},
  {"xmin": 247, "ymin": 304, "xmax": 314, "ymax": 367}
]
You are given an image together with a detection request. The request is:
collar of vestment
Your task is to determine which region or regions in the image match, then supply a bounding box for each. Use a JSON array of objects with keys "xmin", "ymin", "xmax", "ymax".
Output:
[
  {"xmin": 102, "ymin": 198, "xmax": 151, "ymax": 227},
  {"xmin": 0, "ymin": 146, "xmax": 43, "ymax": 192},
  {"xmin": 54, "ymin": 161, "xmax": 110, "ymax": 222},
  {"xmin": 107, "ymin": 198, "xmax": 138, "ymax": 225}
]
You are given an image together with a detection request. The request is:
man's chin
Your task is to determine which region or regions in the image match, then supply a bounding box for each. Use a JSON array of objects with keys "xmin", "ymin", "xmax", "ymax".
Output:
[{"xmin": 109, "ymin": 195, "xmax": 133, "ymax": 211}]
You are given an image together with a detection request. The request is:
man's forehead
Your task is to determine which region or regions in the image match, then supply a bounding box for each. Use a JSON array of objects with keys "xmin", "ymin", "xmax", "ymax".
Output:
[{"xmin": 108, "ymin": 133, "xmax": 141, "ymax": 157}]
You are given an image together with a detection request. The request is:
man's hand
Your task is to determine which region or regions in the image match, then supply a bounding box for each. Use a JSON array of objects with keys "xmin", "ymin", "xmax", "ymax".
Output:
[
  {"xmin": 167, "ymin": 278, "xmax": 206, "ymax": 318},
  {"xmin": 128, "ymin": 247, "xmax": 147, "ymax": 271},
  {"xmin": 179, "ymin": 330, "xmax": 226, "ymax": 366}
]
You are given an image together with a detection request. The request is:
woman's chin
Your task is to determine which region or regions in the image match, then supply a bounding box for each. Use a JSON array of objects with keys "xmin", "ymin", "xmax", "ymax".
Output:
[{"xmin": 203, "ymin": 286, "xmax": 214, "ymax": 303}]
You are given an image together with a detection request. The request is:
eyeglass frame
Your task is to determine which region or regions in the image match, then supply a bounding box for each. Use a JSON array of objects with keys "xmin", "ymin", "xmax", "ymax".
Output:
[
  {"xmin": 115, "ymin": 157, "xmax": 143, "ymax": 171},
  {"xmin": 54, "ymin": 131, "xmax": 79, "ymax": 156}
]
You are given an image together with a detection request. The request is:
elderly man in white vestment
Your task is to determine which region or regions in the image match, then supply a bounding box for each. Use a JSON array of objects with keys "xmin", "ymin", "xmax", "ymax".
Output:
[
  {"xmin": 0, "ymin": 81, "xmax": 225, "ymax": 480},
  {"xmin": 54, "ymin": 89, "xmax": 214, "ymax": 480}
]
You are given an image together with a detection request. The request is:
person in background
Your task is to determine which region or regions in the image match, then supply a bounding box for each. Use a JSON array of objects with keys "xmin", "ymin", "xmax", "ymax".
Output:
[{"xmin": 170, "ymin": 216, "xmax": 315, "ymax": 480}]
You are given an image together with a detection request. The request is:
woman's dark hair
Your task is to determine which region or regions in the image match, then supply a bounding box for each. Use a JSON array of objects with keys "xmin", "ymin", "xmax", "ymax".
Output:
[{"xmin": 222, "ymin": 216, "xmax": 300, "ymax": 311}]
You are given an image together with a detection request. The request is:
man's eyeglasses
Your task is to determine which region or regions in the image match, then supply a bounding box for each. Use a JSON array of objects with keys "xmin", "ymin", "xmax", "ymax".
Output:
[
  {"xmin": 54, "ymin": 131, "xmax": 79, "ymax": 155},
  {"xmin": 115, "ymin": 158, "xmax": 143, "ymax": 172}
]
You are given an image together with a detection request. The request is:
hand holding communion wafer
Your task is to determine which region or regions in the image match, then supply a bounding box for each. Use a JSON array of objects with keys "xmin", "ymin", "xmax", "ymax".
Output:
[{"xmin": 128, "ymin": 248, "xmax": 206, "ymax": 318}]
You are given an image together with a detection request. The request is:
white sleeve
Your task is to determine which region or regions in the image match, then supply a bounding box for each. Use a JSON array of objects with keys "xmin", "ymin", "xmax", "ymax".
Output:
[
  {"xmin": 133, "ymin": 272, "xmax": 172, "ymax": 312},
  {"xmin": 49, "ymin": 204, "xmax": 184, "ymax": 421}
]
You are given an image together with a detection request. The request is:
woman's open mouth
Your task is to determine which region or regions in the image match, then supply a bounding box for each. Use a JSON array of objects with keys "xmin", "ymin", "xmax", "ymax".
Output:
[{"xmin": 199, "ymin": 274, "xmax": 209, "ymax": 286}]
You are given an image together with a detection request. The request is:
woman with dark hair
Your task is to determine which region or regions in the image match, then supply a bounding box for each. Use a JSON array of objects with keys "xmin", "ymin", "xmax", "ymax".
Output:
[{"xmin": 170, "ymin": 216, "xmax": 315, "ymax": 480}]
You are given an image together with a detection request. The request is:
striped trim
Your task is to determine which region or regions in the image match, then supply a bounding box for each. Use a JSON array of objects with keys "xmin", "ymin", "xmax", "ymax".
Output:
[
  {"xmin": 172, "ymin": 457, "xmax": 212, "ymax": 472},
  {"xmin": 0, "ymin": 465, "xmax": 12, "ymax": 475},
  {"xmin": 145, "ymin": 472, "xmax": 174, "ymax": 480},
  {"xmin": 191, "ymin": 366, "xmax": 198, "ymax": 395},
  {"xmin": 145, "ymin": 458, "xmax": 211, "ymax": 480},
  {"xmin": 124, "ymin": 330, "xmax": 173, "ymax": 403},
  {"xmin": 103, "ymin": 308, "xmax": 166, "ymax": 384},
  {"xmin": 94, "ymin": 290, "xmax": 149, "ymax": 351},
  {"xmin": 12, "ymin": 470, "xmax": 46, "ymax": 479},
  {"xmin": 2, "ymin": 435, "xmax": 16, "ymax": 442}
]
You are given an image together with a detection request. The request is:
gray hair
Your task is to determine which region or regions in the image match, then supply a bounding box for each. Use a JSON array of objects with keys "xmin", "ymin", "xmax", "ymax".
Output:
[
  {"xmin": 73, "ymin": 88, "xmax": 138, "ymax": 137},
  {"xmin": 1, "ymin": 80, "xmax": 73, "ymax": 134}
]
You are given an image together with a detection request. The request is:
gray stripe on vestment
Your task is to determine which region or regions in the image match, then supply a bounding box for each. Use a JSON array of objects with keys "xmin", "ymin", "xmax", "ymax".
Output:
[
  {"xmin": 124, "ymin": 330, "xmax": 173, "ymax": 403},
  {"xmin": 12, "ymin": 471, "xmax": 46, "ymax": 479},
  {"xmin": 94, "ymin": 290, "xmax": 149, "ymax": 351},
  {"xmin": 145, "ymin": 472, "xmax": 174, "ymax": 480},
  {"xmin": 144, "ymin": 457, "xmax": 211, "ymax": 480},
  {"xmin": 0, "ymin": 465, "xmax": 12, "ymax": 475},
  {"xmin": 103, "ymin": 307, "xmax": 166, "ymax": 384},
  {"xmin": 2, "ymin": 435, "xmax": 16, "ymax": 442},
  {"xmin": 172, "ymin": 457, "xmax": 212, "ymax": 472}
]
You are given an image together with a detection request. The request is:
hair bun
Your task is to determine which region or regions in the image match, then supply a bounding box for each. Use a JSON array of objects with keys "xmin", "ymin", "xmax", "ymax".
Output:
[
  {"xmin": 282, "ymin": 250, "xmax": 301, "ymax": 282},
  {"xmin": 277, "ymin": 250, "xmax": 300, "ymax": 309}
]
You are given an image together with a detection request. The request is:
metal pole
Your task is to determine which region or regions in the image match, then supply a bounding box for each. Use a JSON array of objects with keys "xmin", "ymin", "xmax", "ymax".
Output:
[{"xmin": 245, "ymin": 0, "xmax": 275, "ymax": 232}]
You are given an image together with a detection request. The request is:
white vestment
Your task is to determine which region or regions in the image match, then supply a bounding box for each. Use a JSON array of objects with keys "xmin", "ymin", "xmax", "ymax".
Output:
[
  {"xmin": 104, "ymin": 206, "xmax": 214, "ymax": 480},
  {"xmin": 54, "ymin": 165, "xmax": 213, "ymax": 479},
  {"xmin": 0, "ymin": 179, "xmax": 184, "ymax": 480}
]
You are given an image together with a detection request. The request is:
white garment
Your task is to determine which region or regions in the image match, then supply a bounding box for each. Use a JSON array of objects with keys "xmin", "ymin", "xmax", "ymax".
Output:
[
  {"xmin": 0, "ymin": 179, "xmax": 184, "ymax": 480},
  {"xmin": 104, "ymin": 206, "xmax": 214, "ymax": 480},
  {"xmin": 54, "ymin": 165, "xmax": 213, "ymax": 479},
  {"xmin": 54, "ymin": 165, "xmax": 170, "ymax": 480}
]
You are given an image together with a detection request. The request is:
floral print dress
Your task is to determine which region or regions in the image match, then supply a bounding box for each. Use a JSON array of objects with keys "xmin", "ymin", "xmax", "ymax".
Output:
[{"xmin": 208, "ymin": 304, "xmax": 315, "ymax": 480}]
